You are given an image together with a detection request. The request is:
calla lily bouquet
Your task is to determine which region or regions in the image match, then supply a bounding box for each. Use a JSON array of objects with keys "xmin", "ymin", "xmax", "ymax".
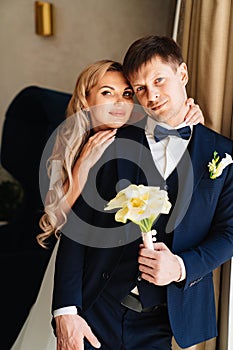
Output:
[{"xmin": 104, "ymin": 184, "xmax": 172, "ymax": 249}]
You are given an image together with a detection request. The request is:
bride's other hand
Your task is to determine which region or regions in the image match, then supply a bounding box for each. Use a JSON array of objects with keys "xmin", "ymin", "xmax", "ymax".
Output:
[
  {"xmin": 56, "ymin": 314, "xmax": 101, "ymax": 350},
  {"xmin": 63, "ymin": 128, "xmax": 117, "ymax": 210},
  {"xmin": 76, "ymin": 128, "xmax": 117, "ymax": 171},
  {"xmin": 184, "ymin": 98, "xmax": 204, "ymax": 125}
]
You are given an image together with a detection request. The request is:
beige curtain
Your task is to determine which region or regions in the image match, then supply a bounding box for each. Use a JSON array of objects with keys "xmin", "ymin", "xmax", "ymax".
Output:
[
  {"xmin": 177, "ymin": 0, "xmax": 233, "ymax": 136},
  {"xmin": 171, "ymin": 0, "xmax": 233, "ymax": 349}
]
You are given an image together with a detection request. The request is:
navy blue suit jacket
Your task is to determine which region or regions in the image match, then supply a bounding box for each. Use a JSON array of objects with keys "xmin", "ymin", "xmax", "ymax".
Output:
[{"xmin": 53, "ymin": 122, "xmax": 233, "ymax": 348}]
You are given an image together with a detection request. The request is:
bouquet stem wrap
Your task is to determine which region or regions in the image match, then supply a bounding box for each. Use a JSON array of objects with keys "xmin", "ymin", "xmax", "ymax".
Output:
[{"xmin": 141, "ymin": 229, "xmax": 157, "ymax": 249}]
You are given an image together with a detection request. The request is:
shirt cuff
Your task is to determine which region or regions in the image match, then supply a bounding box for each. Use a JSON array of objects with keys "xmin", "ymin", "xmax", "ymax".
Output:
[
  {"xmin": 53, "ymin": 306, "xmax": 77, "ymax": 318},
  {"xmin": 174, "ymin": 255, "xmax": 186, "ymax": 282}
]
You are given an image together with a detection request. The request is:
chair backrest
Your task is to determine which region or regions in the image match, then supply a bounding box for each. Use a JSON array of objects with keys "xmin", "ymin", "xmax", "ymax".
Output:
[
  {"xmin": 0, "ymin": 85, "xmax": 71, "ymax": 249},
  {"xmin": 1, "ymin": 85, "xmax": 71, "ymax": 186}
]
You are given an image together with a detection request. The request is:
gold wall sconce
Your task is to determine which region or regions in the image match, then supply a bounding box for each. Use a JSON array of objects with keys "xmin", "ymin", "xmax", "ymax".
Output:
[{"xmin": 35, "ymin": 1, "xmax": 53, "ymax": 36}]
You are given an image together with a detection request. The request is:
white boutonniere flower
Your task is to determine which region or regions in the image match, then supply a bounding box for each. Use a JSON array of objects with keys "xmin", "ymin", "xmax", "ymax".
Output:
[
  {"xmin": 208, "ymin": 151, "xmax": 233, "ymax": 179},
  {"xmin": 104, "ymin": 184, "xmax": 171, "ymax": 249}
]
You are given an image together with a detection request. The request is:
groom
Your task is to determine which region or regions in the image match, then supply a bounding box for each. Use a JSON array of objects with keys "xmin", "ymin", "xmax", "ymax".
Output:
[{"xmin": 53, "ymin": 36, "xmax": 233, "ymax": 349}]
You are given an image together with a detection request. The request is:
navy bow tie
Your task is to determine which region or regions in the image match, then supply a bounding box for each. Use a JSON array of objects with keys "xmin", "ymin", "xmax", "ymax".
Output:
[{"xmin": 154, "ymin": 125, "xmax": 191, "ymax": 142}]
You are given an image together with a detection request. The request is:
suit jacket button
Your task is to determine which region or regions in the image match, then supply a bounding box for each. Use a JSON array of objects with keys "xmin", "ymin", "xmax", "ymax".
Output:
[
  {"xmin": 137, "ymin": 275, "xmax": 142, "ymax": 282},
  {"xmin": 102, "ymin": 272, "xmax": 110, "ymax": 280}
]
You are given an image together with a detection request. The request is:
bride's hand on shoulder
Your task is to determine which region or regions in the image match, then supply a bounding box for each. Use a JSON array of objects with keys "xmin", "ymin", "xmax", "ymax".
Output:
[
  {"xmin": 55, "ymin": 314, "xmax": 101, "ymax": 350},
  {"xmin": 184, "ymin": 98, "xmax": 204, "ymax": 125}
]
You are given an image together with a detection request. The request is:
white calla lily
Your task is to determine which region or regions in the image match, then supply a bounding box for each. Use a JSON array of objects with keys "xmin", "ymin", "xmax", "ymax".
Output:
[{"xmin": 105, "ymin": 184, "xmax": 172, "ymax": 247}]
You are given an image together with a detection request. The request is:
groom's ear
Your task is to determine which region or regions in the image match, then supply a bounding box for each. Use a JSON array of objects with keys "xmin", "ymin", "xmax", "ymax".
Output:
[{"xmin": 178, "ymin": 62, "xmax": 189, "ymax": 86}]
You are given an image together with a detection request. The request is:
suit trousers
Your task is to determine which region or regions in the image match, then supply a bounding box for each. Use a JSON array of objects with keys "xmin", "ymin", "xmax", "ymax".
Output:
[{"xmin": 82, "ymin": 290, "xmax": 172, "ymax": 350}]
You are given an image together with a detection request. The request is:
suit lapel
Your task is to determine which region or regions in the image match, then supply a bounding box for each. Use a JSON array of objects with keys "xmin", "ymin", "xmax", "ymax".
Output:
[
  {"xmin": 113, "ymin": 121, "xmax": 149, "ymax": 244},
  {"xmin": 189, "ymin": 124, "xmax": 215, "ymax": 189},
  {"xmin": 114, "ymin": 121, "xmax": 148, "ymax": 188},
  {"xmin": 167, "ymin": 124, "xmax": 216, "ymax": 235}
]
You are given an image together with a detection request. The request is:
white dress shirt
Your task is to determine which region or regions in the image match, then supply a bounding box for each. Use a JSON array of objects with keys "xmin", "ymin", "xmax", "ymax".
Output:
[
  {"xmin": 145, "ymin": 117, "xmax": 193, "ymax": 180},
  {"xmin": 54, "ymin": 118, "xmax": 192, "ymax": 317}
]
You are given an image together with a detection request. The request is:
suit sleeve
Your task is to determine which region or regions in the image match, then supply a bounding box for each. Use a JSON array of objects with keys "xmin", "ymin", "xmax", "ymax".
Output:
[
  {"xmin": 179, "ymin": 156, "xmax": 233, "ymax": 290},
  {"xmin": 52, "ymin": 234, "xmax": 85, "ymax": 311}
]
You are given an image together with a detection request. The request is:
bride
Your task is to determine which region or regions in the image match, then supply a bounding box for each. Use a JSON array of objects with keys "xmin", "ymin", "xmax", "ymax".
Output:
[
  {"xmin": 11, "ymin": 59, "xmax": 135, "ymax": 350},
  {"xmin": 11, "ymin": 58, "xmax": 203, "ymax": 350}
]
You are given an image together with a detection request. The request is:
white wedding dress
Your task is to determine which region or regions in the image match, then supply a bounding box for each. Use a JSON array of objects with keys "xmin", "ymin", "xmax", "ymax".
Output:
[
  {"xmin": 12, "ymin": 161, "xmax": 63, "ymax": 350},
  {"xmin": 11, "ymin": 241, "xmax": 59, "ymax": 350}
]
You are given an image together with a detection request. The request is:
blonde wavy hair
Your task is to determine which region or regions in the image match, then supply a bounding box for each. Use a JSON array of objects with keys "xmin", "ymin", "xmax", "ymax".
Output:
[{"xmin": 37, "ymin": 59, "xmax": 124, "ymax": 247}]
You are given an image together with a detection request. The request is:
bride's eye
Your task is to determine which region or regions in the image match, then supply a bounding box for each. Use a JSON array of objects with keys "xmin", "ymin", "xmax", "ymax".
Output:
[
  {"xmin": 101, "ymin": 90, "xmax": 112, "ymax": 96},
  {"xmin": 123, "ymin": 90, "xmax": 134, "ymax": 98}
]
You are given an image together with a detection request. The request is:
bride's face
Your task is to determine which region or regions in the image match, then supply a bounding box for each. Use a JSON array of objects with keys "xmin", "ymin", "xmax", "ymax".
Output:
[{"xmin": 86, "ymin": 71, "xmax": 134, "ymax": 132}]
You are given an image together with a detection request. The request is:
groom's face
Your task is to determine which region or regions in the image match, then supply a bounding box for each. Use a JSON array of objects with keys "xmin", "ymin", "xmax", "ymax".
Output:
[{"xmin": 129, "ymin": 56, "xmax": 189, "ymax": 127}]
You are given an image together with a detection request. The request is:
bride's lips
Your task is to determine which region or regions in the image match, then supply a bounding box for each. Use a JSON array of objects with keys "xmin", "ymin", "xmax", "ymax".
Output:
[{"xmin": 109, "ymin": 110, "xmax": 126, "ymax": 117}]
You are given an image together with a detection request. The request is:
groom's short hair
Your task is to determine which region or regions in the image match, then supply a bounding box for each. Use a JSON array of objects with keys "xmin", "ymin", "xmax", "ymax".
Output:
[{"xmin": 123, "ymin": 35, "xmax": 184, "ymax": 79}]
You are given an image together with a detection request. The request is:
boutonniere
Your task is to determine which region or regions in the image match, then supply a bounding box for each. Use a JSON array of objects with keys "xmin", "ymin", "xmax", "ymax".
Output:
[
  {"xmin": 208, "ymin": 151, "xmax": 233, "ymax": 179},
  {"xmin": 104, "ymin": 184, "xmax": 171, "ymax": 249}
]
